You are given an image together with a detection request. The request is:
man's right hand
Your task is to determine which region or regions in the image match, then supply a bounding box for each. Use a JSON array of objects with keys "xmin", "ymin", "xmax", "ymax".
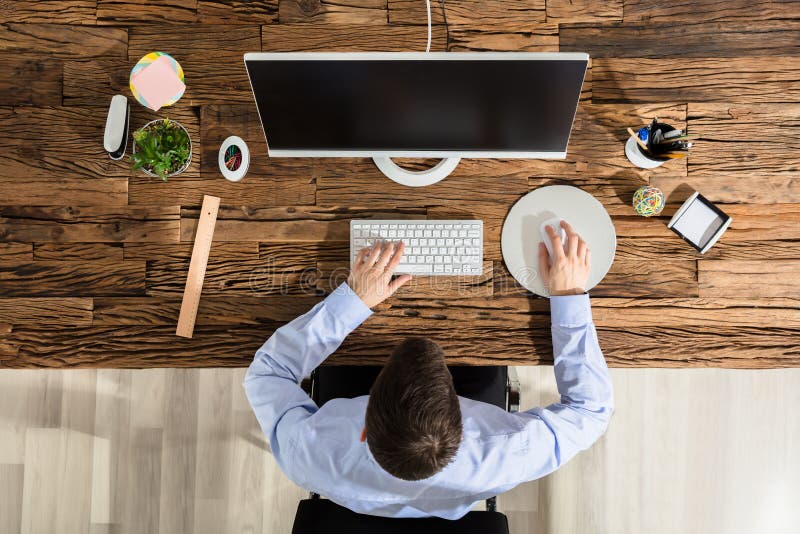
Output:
[{"xmin": 538, "ymin": 221, "xmax": 591, "ymax": 296}]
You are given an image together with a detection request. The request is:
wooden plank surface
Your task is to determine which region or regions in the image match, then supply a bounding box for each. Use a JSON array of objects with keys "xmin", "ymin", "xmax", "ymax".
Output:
[
  {"xmin": 622, "ymin": 0, "xmax": 800, "ymax": 23},
  {"xmin": 0, "ymin": 206, "xmax": 180, "ymax": 243},
  {"xmin": 0, "ymin": 178, "xmax": 128, "ymax": 208},
  {"xmin": 699, "ymin": 260, "xmax": 800, "ymax": 298},
  {"xmin": 0, "ymin": 1, "xmax": 97, "ymax": 24},
  {"xmin": 0, "ymin": 261, "xmax": 146, "ymax": 297},
  {"xmin": 0, "ymin": 57, "xmax": 62, "ymax": 106},
  {"xmin": 97, "ymin": 0, "xmax": 197, "ymax": 24},
  {"xmin": 33, "ymin": 243, "xmax": 125, "ymax": 262},
  {"xmin": 447, "ymin": 25, "xmax": 558, "ymax": 52},
  {"xmin": 62, "ymin": 59, "xmax": 132, "ymax": 107},
  {"xmin": 197, "ymin": 0, "xmax": 279, "ymax": 24},
  {"xmin": 0, "ymin": 298, "xmax": 93, "ymax": 326},
  {"xmin": 547, "ymin": 0, "xmax": 622, "ymax": 23},
  {"xmin": 0, "ymin": 243, "xmax": 33, "ymax": 261},
  {"xmin": 279, "ymin": 0, "xmax": 388, "ymax": 24},
  {"xmin": 388, "ymin": 0, "xmax": 546, "ymax": 26},
  {"xmin": 0, "ymin": 4, "xmax": 798, "ymax": 368},
  {"xmin": 262, "ymin": 23, "xmax": 446, "ymax": 52},
  {"xmin": 592, "ymin": 57, "xmax": 800, "ymax": 103},
  {"xmin": 93, "ymin": 296, "xmax": 321, "ymax": 325},
  {"xmin": 560, "ymin": 21, "xmax": 800, "ymax": 57},
  {"xmin": 0, "ymin": 24, "xmax": 127, "ymax": 58}
]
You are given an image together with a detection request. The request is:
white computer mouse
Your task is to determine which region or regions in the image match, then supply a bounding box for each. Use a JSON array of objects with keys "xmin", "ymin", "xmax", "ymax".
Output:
[{"xmin": 539, "ymin": 217, "xmax": 568, "ymax": 262}]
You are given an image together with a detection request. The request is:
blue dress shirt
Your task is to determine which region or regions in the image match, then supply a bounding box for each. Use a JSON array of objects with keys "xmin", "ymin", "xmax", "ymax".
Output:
[{"xmin": 245, "ymin": 283, "xmax": 614, "ymax": 520}]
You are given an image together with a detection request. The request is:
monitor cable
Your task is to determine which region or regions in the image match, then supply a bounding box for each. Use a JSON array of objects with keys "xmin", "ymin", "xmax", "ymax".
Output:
[
  {"xmin": 425, "ymin": 0, "xmax": 431, "ymax": 52},
  {"xmin": 424, "ymin": 0, "xmax": 450, "ymax": 52}
]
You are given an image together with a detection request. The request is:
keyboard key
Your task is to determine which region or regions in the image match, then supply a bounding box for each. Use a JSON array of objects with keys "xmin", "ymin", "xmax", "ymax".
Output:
[{"xmin": 401, "ymin": 264, "xmax": 433, "ymax": 274}]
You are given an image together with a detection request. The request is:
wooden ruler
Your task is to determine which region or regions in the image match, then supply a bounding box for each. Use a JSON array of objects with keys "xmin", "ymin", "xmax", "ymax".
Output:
[{"xmin": 176, "ymin": 195, "xmax": 220, "ymax": 338}]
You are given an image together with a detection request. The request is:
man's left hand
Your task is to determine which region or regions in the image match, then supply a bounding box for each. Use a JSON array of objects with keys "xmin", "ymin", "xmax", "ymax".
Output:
[{"xmin": 348, "ymin": 241, "xmax": 412, "ymax": 308}]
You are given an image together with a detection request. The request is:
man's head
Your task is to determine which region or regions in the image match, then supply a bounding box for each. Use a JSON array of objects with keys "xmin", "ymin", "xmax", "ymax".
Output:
[{"xmin": 365, "ymin": 337, "xmax": 462, "ymax": 481}]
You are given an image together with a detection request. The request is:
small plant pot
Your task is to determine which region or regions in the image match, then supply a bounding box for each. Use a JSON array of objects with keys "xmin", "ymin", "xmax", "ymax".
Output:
[{"xmin": 132, "ymin": 119, "xmax": 192, "ymax": 179}]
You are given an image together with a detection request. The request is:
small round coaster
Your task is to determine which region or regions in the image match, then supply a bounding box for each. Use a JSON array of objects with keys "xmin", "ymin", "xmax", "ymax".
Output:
[{"xmin": 218, "ymin": 136, "xmax": 249, "ymax": 182}]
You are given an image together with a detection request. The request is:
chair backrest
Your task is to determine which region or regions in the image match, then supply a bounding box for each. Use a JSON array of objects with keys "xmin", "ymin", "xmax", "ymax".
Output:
[{"xmin": 291, "ymin": 498, "xmax": 509, "ymax": 534}]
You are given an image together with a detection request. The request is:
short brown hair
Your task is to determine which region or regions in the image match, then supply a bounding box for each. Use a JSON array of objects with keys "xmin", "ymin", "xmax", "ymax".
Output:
[{"xmin": 365, "ymin": 338, "xmax": 462, "ymax": 481}]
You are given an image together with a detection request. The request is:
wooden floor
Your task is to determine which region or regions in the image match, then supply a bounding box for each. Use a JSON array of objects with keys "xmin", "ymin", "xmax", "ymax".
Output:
[
  {"xmin": 1, "ymin": 366, "xmax": 798, "ymax": 534},
  {"xmin": 1, "ymin": 1, "xmax": 799, "ymax": 368}
]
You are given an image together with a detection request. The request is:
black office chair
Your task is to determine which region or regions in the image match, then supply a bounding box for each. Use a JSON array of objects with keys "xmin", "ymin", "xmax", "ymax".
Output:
[{"xmin": 292, "ymin": 365, "xmax": 520, "ymax": 534}]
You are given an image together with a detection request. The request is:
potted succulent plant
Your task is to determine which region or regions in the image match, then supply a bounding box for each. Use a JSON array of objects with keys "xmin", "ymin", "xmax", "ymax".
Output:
[{"xmin": 131, "ymin": 118, "xmax": 192, "ymax": 180}]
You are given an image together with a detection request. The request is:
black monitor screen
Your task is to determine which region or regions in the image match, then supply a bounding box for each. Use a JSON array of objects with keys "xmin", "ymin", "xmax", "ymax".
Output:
[{"xmin": 245, "ymin": 56, "xmax": 587, "ymax": 153}]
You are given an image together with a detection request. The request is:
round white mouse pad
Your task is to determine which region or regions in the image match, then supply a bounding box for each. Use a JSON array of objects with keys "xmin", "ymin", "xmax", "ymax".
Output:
[{"xmin": 500, "ymin": 185, "xmax": 617, "ymax": 297}]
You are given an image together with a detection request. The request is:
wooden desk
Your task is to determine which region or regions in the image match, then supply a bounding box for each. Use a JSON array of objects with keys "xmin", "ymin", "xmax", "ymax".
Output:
[{"xmin": 1, "ymin": 2, "xmax": 798, "ymax": 368}]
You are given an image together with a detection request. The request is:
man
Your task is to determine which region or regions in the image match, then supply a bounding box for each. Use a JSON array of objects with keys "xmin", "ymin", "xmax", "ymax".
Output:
[{"xmin": 245, "ymin": 222, "xmax": 613, "ymax": 519}]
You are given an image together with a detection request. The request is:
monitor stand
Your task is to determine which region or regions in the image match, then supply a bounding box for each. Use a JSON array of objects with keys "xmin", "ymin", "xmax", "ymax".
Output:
[{"xmin": 372, "ymin": 157, "xmax": 461, "ymax": 187}]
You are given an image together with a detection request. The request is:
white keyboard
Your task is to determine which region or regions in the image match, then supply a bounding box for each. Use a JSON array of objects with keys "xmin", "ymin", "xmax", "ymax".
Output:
[{"xmin": 350, "ymin": 220, "xmax": 483, "ymax": 276}]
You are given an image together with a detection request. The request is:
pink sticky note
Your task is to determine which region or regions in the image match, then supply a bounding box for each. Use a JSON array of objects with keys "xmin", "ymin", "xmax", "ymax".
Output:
[{"xmin": 131, "ymin": 55, "xmax": 186, "ymax": 111}]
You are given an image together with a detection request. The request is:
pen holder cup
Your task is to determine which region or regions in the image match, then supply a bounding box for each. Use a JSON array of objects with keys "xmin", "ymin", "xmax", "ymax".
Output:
[{"xmin": 624, "ymin": 123, "xmax": 678, "ymax": 169}]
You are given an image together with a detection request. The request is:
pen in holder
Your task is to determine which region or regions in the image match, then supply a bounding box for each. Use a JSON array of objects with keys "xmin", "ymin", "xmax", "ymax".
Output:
[{"xmin": 625, "ymin": 118, "xmax": 699, "ymax": 169}]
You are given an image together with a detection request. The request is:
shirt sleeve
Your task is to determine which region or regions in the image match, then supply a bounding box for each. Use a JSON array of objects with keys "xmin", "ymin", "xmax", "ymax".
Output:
[
  {"xmin": 243, "ymin": 283, "xmax": 372, "ymax": 473},
  {"xmin": 518, "ymin": 293, "xmax": 614, "ymax": 477}
]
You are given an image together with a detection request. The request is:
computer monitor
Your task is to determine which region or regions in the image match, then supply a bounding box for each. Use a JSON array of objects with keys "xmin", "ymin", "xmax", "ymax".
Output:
[{"xmin": 244, "ymin": 52, "xmax": 588, "ymax": 186}]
